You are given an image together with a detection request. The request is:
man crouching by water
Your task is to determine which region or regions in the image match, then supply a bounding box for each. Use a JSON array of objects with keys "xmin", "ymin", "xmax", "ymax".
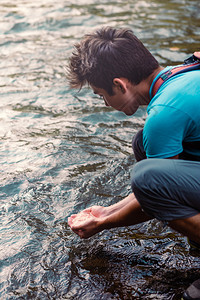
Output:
[{"xmin": 67, "ymin": 27, "xmax": 200, "ymax": 300}]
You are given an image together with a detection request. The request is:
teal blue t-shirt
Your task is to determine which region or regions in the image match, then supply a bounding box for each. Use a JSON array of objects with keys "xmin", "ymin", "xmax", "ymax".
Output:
[{"xmin": 143, "ymin": 67, "xmax": 200, "ymax": 158}]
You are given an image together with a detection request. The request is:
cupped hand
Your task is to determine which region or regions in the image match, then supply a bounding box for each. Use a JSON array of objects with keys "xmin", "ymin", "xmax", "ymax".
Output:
[{"xmin": 68, "ymin": 205, "xmax": 107, "ymax": 239}]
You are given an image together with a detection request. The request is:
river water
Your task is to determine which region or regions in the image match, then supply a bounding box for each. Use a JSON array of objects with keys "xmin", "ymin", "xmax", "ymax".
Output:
[{"xmin": 0, "ymin": 0, "xmax": 200, "ymax": 299}]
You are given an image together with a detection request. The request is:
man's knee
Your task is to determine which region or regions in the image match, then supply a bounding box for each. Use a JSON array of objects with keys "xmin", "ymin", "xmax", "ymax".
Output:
[
  {"xmin": 132, "ymin": 129, "xmax": 147, "ymax": 162},
  {"xmin": 131, "ymin": 159, "xmax": 157, "ymax": 193},
  {"xmin": 131, "ymin": 159, "xmax": 171, "ymax": 219},
  {"xmin": 131, "ymin": 158, "xmax": 175, "ymax": 192},
  {"xmin": 131, "ymin": 159, "xmax": 200, "ymax": 221}
]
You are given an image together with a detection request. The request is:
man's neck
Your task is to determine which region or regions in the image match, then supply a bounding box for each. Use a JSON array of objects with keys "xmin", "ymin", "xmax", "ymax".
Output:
[{"xmin": 142, "ymin": 66, "xmax": 164, "ymax": 104}]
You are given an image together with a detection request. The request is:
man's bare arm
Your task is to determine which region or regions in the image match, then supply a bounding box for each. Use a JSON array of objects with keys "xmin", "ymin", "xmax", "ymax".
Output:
[{"xmin": 68, "ymin": 193, "xmax": 152, "ymax": 239}]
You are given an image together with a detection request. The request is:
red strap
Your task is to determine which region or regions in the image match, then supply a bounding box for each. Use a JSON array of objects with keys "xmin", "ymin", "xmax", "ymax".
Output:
[{"xmin": 152, "ymin": 61, "xmax": 200, "ymax": 98}]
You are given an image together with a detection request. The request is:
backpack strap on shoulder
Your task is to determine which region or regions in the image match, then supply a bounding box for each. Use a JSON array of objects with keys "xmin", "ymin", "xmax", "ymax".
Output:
[{"xmin": 151, "ymin": 52, "xmax": 200, "ymax": 98}]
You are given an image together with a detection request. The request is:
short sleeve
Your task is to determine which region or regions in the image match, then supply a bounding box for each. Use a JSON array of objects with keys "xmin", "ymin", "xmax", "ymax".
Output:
[{"xmin": 143, "ymin": 105, "xmax": 191, "ymax": 158}]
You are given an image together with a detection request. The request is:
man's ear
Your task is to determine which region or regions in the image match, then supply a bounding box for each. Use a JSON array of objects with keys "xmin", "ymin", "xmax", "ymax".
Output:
[{"xmin": 113, "ymin": 78, "xmax": 127, "ymax": 93}]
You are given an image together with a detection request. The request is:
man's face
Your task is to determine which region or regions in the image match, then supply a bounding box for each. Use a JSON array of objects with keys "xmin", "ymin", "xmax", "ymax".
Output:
[{"xmin": 91, "ymin": 80, "xmax": 142, "ymax": 116}]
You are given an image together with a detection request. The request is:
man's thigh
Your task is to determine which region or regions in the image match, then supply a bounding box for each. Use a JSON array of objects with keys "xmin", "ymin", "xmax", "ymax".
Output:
[{"xmin": 131, "ymin": 159, "xmax": 200, "ymax": 221}]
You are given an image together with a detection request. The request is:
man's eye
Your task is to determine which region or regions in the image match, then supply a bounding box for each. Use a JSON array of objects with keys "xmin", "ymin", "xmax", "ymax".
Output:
[{"xmin": 93, "ymin": 92, "xmax": 103, "ymax": 99}]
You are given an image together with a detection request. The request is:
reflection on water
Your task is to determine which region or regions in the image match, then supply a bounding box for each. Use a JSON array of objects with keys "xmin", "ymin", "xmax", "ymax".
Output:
[{"xmin": 0, "ymin": 0, "xmax": 200, "ymax": 299}]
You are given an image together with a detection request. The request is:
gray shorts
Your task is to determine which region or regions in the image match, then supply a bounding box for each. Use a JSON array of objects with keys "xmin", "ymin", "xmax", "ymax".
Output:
[{"xmin": 131, "ymin": 159, "xmax": 200, "ymax": 221}]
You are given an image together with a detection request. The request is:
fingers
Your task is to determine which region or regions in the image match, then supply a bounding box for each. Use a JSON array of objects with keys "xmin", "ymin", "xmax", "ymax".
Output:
[
  {"xmin": 81, "ymin": 207, "xmax": 92, "ymax": 213},
  {"xmin": 68, "ymin": 218, "xmax": 87, "ymax": 238},
  {"xmin": 68, "ymin": 214, "xmax": 77, "ymax": 227},
  {"xmin": 68, "ymin": 215, "xmax": 87, "ymax": 233},
  {"xmin": 68, "ymin": 210, "xmax": 99, "ymax": 239}
]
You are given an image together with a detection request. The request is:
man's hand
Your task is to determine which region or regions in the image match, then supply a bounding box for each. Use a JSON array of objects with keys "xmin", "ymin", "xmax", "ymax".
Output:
[{"xmin": 68, "ymin": 206, "xmax": 107, "ymax": 239}]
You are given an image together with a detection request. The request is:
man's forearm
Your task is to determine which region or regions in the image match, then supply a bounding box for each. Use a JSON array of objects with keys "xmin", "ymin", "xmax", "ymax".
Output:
[
  {"xmin": 102, "ymin": 194, "xmax": 152, "ymax": 230},
  {"xmin": 104, "ymin": 193, "xmax": 138, "ymax": 214}
]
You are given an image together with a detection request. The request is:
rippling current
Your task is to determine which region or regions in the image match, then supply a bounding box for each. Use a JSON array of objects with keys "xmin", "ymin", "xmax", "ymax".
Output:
[{"xmin": 0, "ymin": 0, "xmax": 200, "ymax": 299}]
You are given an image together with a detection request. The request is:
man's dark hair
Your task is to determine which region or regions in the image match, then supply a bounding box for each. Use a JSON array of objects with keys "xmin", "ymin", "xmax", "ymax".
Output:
[{"xmin": 67, "ymin": 27, "xmax": 159, "ymax": 95}]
